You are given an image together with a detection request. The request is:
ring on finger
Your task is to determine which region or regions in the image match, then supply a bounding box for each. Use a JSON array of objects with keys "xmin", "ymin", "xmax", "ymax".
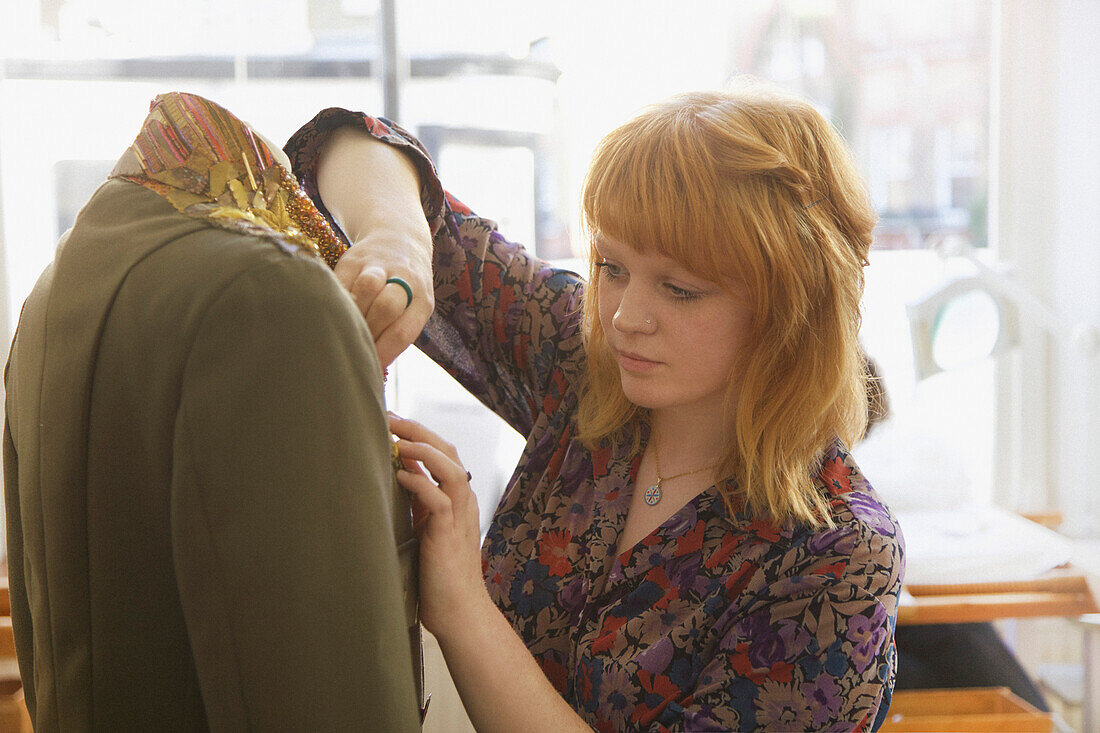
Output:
[{"xmin": 385, "ymin": 276, "xmax": 414, "ymax": 309}]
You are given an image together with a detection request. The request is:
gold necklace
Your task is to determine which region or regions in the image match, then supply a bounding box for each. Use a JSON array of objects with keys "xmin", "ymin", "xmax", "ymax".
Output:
[{"xmin": 643, "ymin": 433, "xmax": 722, "ymax": 506}]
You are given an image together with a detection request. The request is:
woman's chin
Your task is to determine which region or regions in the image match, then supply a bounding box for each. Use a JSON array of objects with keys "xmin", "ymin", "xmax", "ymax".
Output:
[{"xmin": 618, "ymin": 381, "xmax": 666, "ymax": 410}]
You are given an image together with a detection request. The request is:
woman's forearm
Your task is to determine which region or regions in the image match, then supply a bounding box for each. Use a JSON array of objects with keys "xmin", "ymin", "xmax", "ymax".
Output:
[
  {"xmin": 314, "ymin": 124, "xmax": 435, "ymax": 365},
  {"xmin": 315, "ymin": 125, "xmax": 431, "ymax": 254},
  {"xmin": 434, "ymin": 597, "xmax": 591, "ymax": 733}
]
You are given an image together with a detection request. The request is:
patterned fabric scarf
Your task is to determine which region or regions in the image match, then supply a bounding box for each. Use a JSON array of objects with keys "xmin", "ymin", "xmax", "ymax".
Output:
[{"xmin": 110, "ymin": 92, "xmax": 347, "ymax": 268}]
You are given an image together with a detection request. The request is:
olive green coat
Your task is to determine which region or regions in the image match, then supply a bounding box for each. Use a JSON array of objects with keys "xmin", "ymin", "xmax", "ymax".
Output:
[{"xmin": 4, "ymin": 180, "xmax": 421, "ymax": 732}]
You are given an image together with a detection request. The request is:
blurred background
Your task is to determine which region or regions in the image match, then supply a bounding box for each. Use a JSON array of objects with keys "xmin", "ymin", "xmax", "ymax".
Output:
[{"xmin": 1, "ymin": 0, "xmax": 1098, "ymax": 727}]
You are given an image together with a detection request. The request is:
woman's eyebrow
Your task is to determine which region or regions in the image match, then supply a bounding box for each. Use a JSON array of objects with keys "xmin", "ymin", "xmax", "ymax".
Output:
[{"xmin": 658, "ymin": 262, "xmax": 705, "ymax": 282}]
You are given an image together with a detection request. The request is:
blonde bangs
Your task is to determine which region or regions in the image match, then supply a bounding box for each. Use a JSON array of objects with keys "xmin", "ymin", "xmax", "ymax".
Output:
[{"xmin": 582, "ymin": 105, "xmax": 736, "ymax": 281}]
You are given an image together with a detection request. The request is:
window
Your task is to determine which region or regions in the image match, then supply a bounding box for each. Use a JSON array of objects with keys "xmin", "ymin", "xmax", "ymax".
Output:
[{"xmin": 5, "ymin": 1, "xmax": 1091, "ymax": 539}]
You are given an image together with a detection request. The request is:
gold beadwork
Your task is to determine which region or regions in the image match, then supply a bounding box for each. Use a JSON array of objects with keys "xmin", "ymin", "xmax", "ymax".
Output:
[{"xmin": 111, "ymin": 92, "xmax": 348, "ymax": 269}]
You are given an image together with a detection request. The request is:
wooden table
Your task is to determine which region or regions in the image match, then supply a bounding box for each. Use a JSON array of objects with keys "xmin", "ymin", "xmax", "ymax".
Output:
[
  {"xmin": 896, "ymin": 507, "xmax": 1100, "ymax": 731},
  {"xmin": 898, "ymin": 569, "xmax": 1099, "ymax": 626},
  {"xmin": 896, "ymin": 506, "xmax": 1098, "ymax": 624}
]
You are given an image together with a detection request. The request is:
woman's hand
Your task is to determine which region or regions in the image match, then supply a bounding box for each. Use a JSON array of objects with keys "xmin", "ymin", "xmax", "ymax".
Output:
[
  {"xmin": 334, "ymin": 242, "xmax": 434, "ymax": 367},
  {"xmin": 390, "ymin": 414, "xmax": 592, "ymax": 733},
  {"xmin": 317, "ymin": 126, "xmax": 435, "ymax": 367},
  {"xmin": 389, "ymin": 414, "xmax": 491, "ymax": 638}
]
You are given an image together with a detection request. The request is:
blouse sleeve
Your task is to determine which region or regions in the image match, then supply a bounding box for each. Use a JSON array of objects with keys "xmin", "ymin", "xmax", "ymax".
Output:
[
  {"xmin": 286, "ymin": 109, "xmax": 586, "ymax": 437},
  {"xmin": 651, "ymin": 581, "xmax": 896, "ymax": 732}
]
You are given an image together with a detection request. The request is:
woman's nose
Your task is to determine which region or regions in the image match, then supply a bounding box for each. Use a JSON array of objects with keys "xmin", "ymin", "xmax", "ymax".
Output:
[{"xmin": 612, "ymin": 285, "xmax": 656, "ymax": 333}]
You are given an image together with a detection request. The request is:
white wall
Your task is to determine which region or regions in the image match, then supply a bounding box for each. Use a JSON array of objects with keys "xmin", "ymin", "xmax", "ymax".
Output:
[
  {"xmin": 994, "ymin": 0, "xmax": 1100, "ymax": 535},
  {"xmin": 1050, "ymin": 0, "xmax": 1100, "ymax": 536}
]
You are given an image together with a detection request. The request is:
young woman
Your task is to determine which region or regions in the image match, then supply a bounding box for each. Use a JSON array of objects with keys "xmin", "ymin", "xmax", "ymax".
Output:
[{"xmin": 287, "ymin": 84, "xmax": 904, "ymax": 732}]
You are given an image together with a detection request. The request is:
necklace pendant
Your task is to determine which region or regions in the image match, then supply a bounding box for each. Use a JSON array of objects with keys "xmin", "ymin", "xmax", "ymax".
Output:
[{"xmin": 644, "ymin": 481, "xmax": 662, "ymax": 506}]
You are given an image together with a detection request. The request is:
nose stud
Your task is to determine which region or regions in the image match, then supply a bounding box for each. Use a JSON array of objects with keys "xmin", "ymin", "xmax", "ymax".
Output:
[{"xmin": 645, "ymin": 319, "xmax": 653, "ymax": 325}]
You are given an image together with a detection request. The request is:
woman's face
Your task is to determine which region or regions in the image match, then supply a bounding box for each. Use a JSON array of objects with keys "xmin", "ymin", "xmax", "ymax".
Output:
[{"xmin": 595, "ymin": 234, "xmax": 753, "ymax": 419}]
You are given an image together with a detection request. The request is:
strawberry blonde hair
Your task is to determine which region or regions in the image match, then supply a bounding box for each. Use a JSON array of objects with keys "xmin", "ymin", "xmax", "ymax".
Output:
[{"xmin": 577, "ymin": 84, "xmax": 876, "ymax": 527}]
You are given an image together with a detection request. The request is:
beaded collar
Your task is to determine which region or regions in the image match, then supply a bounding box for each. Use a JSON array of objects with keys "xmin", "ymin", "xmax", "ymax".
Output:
[{"xmin": 110, "ymin": 92, "xmax": 347, "ymax": 268}]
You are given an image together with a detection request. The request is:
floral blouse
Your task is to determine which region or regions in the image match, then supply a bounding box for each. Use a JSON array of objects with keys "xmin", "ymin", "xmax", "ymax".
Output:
[{"xmin": 287, "ymin": 110, "xmax": 905, "ymax": 732}]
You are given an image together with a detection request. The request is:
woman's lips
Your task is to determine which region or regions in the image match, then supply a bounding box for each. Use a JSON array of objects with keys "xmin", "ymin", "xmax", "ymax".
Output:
[{"xmin": 616, "ymin": 350, "xmax": 661, "ymax": 373}]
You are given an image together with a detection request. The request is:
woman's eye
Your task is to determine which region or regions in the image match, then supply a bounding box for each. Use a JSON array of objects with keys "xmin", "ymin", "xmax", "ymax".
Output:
[
  {"xmin": 595, "ymin": 261, "xmax": 623, "ymax": 279},
  {"xmin": 667, "ymin": 283, "xmax": 701, "ymax": 301}
]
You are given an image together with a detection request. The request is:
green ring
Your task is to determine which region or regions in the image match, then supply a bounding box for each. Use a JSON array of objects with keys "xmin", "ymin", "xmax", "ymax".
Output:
[{"xmin": 385, "ymin": 277, "xmax": 413, "ymax": 309}]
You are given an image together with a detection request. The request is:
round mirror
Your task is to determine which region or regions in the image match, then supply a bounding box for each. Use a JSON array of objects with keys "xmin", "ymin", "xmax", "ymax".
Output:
[{"xmin": 931, "ymin": 289, "xmax": 1002, "ymax": 371}]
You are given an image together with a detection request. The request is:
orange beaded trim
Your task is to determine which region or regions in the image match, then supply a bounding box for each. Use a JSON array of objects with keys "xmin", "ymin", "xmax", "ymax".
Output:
[{"xmin": 112, "ymin": 92, "xmax": 348, "ymax": 269}]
